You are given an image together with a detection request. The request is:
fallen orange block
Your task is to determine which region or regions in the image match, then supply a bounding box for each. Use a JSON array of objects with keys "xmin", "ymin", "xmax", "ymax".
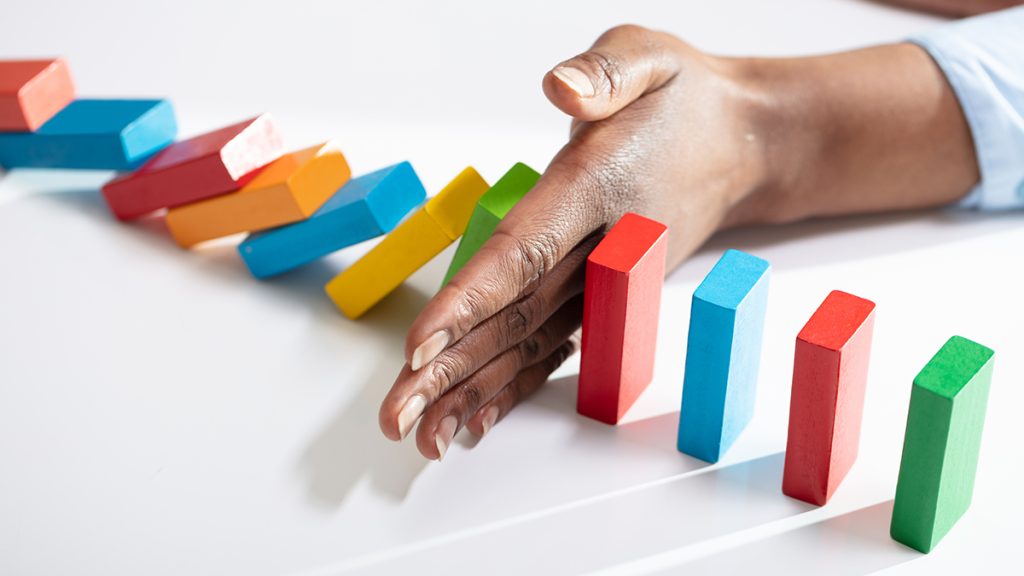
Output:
[
  {"xmin": 0, "ymin": 58, "xmax": 75, "ymax": 132},
  {"xmin": 165, "ymin": 142, "xmax": 350, "ymax": 247}
]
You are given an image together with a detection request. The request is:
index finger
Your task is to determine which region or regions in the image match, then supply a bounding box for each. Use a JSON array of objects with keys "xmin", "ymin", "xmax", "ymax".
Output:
[{"xmin": 404, "ymin": 148, "xmax": 607, "ymax": 371}]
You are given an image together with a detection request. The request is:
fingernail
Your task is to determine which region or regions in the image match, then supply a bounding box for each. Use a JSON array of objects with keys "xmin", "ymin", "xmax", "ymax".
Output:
[
  {"xmin": 397, "ymin": 394, "xmax": 427, "ymax": 440},
  {"xmin": 552, "ymin": 66, "xmax": 595, "ymax": 98},
  {"xmin": 411, "ymin": 331, "xmax": 450, "ymax": 371},
  {"xmin": 480, "ymin": 406, "xmax": 499, "ymax": 438},
  {"xmin": 435, "ymin": 415, "xmax": 458, "ymax": 461}
]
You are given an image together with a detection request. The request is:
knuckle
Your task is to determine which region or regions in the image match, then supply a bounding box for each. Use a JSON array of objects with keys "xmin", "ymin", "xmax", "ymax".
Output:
[
  {"xmin": 495, "ymin": 230, "xmax": 560, "ymax": 289},
  {"xmin": 548, "ymin": 340, "xmax": 578, "ymax": 371},
  {"xmin": 450, "ymin": 281, "xmax": 492, "ymax": 336},
  {"xmin": 455, "ymin": 382, "xmax": 485, "ymax": 414},
  {"xmin": 505, "ymin": 380, "xmax": 525, "ymax": 407},
  {"xmin": 504, "ymin": 294, "xmax": 543, "ymax": 345},
  {"xmin": 519, "ymin": 332, "xmax": 545, "ymax": 366},
  {"xmin": 428, "ymin": 353, "xmax": 465, "ymax": 398},
  {"xmin": 574, "ymin": 49, "xmax": 626, "ymax": 99}
]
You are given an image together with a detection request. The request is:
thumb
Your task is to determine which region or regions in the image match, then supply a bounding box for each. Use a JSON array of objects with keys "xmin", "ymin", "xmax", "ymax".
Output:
[{"xmin": 543, "ymin": 24, "xmax": 681, "ymax": 122}]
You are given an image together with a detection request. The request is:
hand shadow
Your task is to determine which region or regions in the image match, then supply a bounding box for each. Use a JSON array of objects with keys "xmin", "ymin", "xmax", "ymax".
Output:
[
  {"xmin": 24, "ymin": 180, "xmax": 436, "ymax": 508},
  {"xmin": 294, "ymin": 278, "xmax": 434, "ymax": 509}
]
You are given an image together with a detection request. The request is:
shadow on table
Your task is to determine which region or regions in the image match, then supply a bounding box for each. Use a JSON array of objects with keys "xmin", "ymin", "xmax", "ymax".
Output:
[
  {"xmin": 529, "ymin": 374, "xmax": 700, "ymax": 459},
  {"xmin": 26, "ymin": 178, "xmax": 425, "ymax": 324},
  {"xmin": 298, "ymin": 361, "xmax": 431, "ymax": 509},
  {"xmin": 293, "ymin": 276, "xmax": 433, "ymax": 508},
  {"xmin": 343, "ymin": 451, "xmax": 812, "ymax": 575},
  {"xmin": 27, "ymin": 181, "xmax": 434, "ymax": 508},
  {"xmin": 659, "ymin": 500, "xmax": 920, "ymax": 576}
]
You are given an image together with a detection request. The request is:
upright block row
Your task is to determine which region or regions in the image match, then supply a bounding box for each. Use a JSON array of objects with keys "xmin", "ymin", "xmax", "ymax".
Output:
[{"xmin": 572, "ymin": 234, "xmax": 993, "ymax": 554}]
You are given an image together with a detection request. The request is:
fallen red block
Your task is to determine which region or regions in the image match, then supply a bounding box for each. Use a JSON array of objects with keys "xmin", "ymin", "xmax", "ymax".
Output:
[
  {"xmin": 101, "ymin": 114, "xmax": 284, "ymax": 220},
  {"xmin": 0, "ymin": 58, "xmax": 75, "ymax": 132}
]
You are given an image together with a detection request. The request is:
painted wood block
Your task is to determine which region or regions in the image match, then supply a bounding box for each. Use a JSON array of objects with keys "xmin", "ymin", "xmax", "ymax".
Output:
[
  {"xmin": 442, "ymin": 162, "xmax": 539, "ymax": 285},
  {"xmin": 0, "ymin": 99, "xmax": 176, "ymax": 170},
  {"xmin": 782, "ymin": 290, "xmax": 876, "ymax": 505},
  {"xmin": 165, "ymin": 143, "xmax": 350, "ymax": 247},
  {"xmin": 325, "ymin": 167, "xmax": 490, "ymax": 319},
  {"xmin": 577, "ymin": 213, "xmax": 669, "ymax": 425},
  {"xmin": 677, "ymin": 249, "xmax": 770, "ymax": 462},
  {"xmin": 0, "ymin": 58, "xmax": 75, "ymax": 132},
  {"xmin": 101, "ymin": 114, "xmax": 283, "ymax": 220},
  {"xmin": 238, "ymin": 161, "xmax": 426, "ymax": 279},
  {"xmin": 891, "ymin": 336, "xmax": 994, "ymax": 553}
]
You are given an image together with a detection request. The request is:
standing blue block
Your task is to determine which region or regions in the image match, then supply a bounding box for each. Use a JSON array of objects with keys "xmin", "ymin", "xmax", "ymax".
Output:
[
  {"xmin": 0, "ymin": 99, "xmax": 177, "ymax": 170},
  {"xmin": 678, "ymin": 249, "xmax": 771, "ymax": 463},
  {"xmin": 238, "ymin": 162, "xmax": 427, "ymax": 279}
]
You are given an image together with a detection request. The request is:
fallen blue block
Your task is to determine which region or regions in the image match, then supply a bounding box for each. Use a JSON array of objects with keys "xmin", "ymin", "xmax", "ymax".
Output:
[
  {"xmin": 238, "ymin": 161, "xmax": 427, "ymax": 279},
  {"xmin": 0, "ymin": 99, "xmax": 177, "ymax": 170}
]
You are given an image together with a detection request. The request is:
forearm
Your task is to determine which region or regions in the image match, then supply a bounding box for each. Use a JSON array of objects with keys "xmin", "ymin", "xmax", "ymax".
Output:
[
  {"xmin": 723, "ymin": 43, "xmax": 979, "ymax": 226},
  {"xmin": 879, "ymin": 0, "xmax": 1023, "ymax": 17}
]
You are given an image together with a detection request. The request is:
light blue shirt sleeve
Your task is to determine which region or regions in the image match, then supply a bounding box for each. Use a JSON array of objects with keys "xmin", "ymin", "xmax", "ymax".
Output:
[{"xmin": 910, "ymin": 6, "xmax": 1024, "ymax": 211}]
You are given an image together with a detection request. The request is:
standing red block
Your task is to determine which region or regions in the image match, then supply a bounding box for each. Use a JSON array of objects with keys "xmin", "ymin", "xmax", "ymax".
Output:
[
  {"xmin": 783, "ymin": 290, "xmax": 876, "ymax": 506},
  {"xmin": 101, "ymin": 114, "xmax": 284, "ymax": 220},
  {"xmin": 0, "ymin": 58, "xmax": 75, "ymax": 132},
  {"xmin": 577, "ymin": 212, "xmax": 668, "ymax": 424}
]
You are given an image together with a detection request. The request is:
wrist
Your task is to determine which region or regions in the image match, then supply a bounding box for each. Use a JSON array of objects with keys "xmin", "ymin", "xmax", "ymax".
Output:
[
  {"xmin": 715, "ymin": 43, "xmax": 979, "ymax": 228},
  {"xmin": 710, "ymin": 54, "xmax": 811, "ymax": 228}
]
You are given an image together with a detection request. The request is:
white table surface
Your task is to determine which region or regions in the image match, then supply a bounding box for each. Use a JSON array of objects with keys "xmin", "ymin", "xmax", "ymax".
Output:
[{"xmin": 2, "ymin": 1, "xmax": 1021, "ymax": 574}]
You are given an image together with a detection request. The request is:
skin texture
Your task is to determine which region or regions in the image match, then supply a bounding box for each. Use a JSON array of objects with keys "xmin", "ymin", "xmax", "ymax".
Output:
[{"xmin": 380, "ymin": 19, "xmax": 985, "ymax": 459}]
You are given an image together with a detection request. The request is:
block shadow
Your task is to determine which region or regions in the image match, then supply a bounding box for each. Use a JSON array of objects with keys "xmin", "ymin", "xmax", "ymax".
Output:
[
  {"xmin": 341, "ymin": 451, "xmax": 812, "ymax": 574},
  {"xmin": 26, "ymin": 178, "xmax": 429, "ymax": 332},
  {"xmin": 666, "ymin": 500, "xmax": 920, "ymax": 575},
  {"xmin": 528, "ymin": 374, "xmax": 701, "ymax": 463}
]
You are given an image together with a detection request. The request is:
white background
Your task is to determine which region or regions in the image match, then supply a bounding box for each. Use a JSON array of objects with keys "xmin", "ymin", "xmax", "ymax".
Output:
[{"xmin": 1, "ymin": 1, "xmax": 1021, "ymax": 574}]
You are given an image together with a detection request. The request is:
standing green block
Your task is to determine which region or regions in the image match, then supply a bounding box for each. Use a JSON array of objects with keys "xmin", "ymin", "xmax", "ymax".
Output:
[
  {"xmin": 442, "ymin": 162, "xmax": 540, "ymax": 285},
  {"xmin": 890, "ymin": 335, "xmax": 995, "ymax": 553}
]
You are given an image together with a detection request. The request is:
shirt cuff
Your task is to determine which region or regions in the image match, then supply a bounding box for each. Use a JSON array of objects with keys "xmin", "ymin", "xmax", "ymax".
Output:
[{"xmin": 909, "ymin": 6, "xmax": 1024, "ymax": 211}]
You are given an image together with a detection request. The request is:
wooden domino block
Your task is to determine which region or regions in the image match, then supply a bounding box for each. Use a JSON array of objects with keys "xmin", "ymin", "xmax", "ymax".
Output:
[
  {"xmin": 577, "ymin": 213, "xmax": 668, "ymax": 425},
  {"xmin": 677, "ymin": 249, "xmax": 770, "ymax": 462},
  {"xmin": 0, "ymin": 99, "xmax": 176, "ymax": 170},
  {"xmin": 442, "ymin": 162, "xmax": 539, "ymax": 285},
  {"xmin": 0, "ymin": 58, "xmax": 75, "ymax": 132},
  {"xmin": 101, "ymin": 114, "xmax": 283, "ymax": 220},
  {"xmin": 165, "ymin": 143, "xmax": 350, "ymax": 247},
  {"xmin": 238, "ymin": 161, "xmax": 426, "ymax": 278},
  {"xmin": 325, "ymin": 167, "xmax": 490, "ymax": 319},
  {"xmin": 783, "ymin": 290, "xmax": 876, "ymax": 505},
  {"xmin": 891, "ymin": 336, "xmax": 994, "ymax": 553}
]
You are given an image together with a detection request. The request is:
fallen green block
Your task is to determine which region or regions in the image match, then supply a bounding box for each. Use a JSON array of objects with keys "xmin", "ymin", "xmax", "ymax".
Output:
[
  {"xmin": 442, "ymin": 162, "xmax": 540, "ymax": 286},
  {"xmin": 890, "ymin": 335, "xmax": 994, "ymax": 553}
]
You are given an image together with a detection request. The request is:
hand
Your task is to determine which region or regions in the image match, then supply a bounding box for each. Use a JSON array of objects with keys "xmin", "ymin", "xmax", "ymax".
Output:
[
  {"xmin": 378, "ymin": 25, "xmax": 771, "ymax": 459},
  {"xmin": 378, "ymin": 25, "xmax": 978, "ymax": 460}
]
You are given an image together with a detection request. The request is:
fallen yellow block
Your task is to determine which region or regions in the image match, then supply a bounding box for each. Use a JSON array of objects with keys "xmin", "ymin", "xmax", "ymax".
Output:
[
  {"xmin": 165, "ymin": 142, "xmax": 350, "ymax": 247},
  {"xmin": 325, "ymin": 166, "xmax": 489, "ymax": 319}
]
